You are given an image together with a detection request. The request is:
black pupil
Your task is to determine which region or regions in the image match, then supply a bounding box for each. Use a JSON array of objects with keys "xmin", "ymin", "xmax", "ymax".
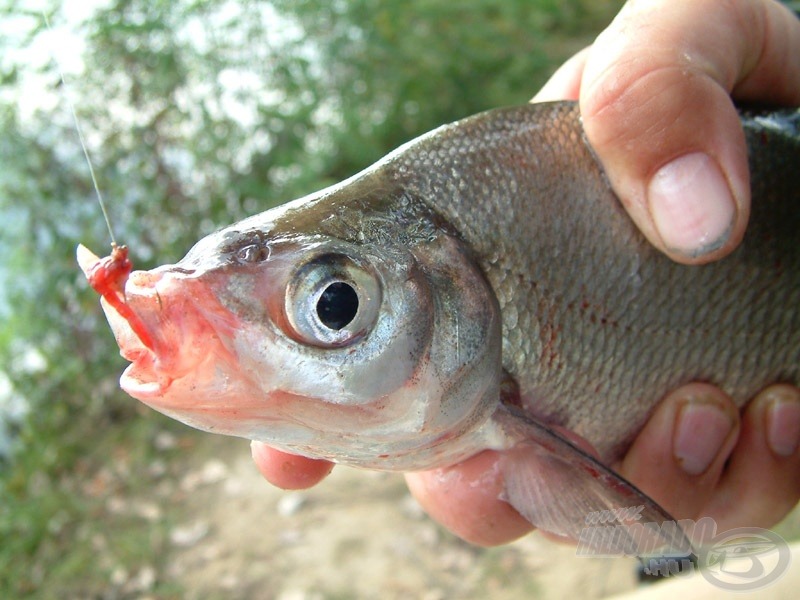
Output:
[{"xmin": 316, "ymin": 282, "xmax": 359, "ymax": 330}]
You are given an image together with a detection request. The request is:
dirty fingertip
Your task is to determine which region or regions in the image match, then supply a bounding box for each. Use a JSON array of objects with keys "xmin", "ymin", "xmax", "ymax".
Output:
[{"xmin": 647, "ymin": 152, "xmax": 737, "ymax": 261}]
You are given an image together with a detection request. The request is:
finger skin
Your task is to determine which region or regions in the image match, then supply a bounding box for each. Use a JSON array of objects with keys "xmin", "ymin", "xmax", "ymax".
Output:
[
  {"xmin": 615, "ymin": 383, "xmax": 741, "ymax": 521},
  {"xmin": 405, "ymin": 451, "xmax": 534, "ymax": 547},
  {"xmin": 251, "ymin": 0, "xmax": 800, "ymax": 545},
  {"xmin": 532, "ymin": 47, "xmax": 589, "ymax": 102},
  {"xmin": 406, "ymin": 383, "xmax": 800, "ymax": 546},
  {"xmin": 405, "ymin": 427, "xmax": 602, "ymax": 547},
  {"xmin": 705, "ymin": 385, "xmax": 800, "ymax": 531},
  {"xmin": 251, "ymin": 442, "xmax": 334, "ymax": 490},
  {"xmin": 251, "ymin": 382, "xmax": 800, "ymax": 541},
  {"xmin": 537, "ymin": 0, "xmax": 800, "ymax": 264}
]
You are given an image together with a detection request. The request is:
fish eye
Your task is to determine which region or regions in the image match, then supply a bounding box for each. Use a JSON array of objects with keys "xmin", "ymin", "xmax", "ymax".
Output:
[{"xmin": 284, "ymin": 253, "xmax": 381, "ymax": 348}]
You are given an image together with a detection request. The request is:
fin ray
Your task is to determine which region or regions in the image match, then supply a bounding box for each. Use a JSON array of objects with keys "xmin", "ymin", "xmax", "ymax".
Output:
[{"xmin": 495, "ymin": 405, "xmax": 693, "ymax": 558}]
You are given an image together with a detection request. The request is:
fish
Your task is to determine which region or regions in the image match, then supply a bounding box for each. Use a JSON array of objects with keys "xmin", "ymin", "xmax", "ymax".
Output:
[{"xmin": 77, "ymin": 100, "xmax": 800, "ymax": 558}]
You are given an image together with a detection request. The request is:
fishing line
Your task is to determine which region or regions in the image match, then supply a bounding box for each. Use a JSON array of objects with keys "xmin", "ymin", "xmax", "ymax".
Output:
[{"xmin": 42, "ymin": 11, "xmax": 117, "ymax": 246}]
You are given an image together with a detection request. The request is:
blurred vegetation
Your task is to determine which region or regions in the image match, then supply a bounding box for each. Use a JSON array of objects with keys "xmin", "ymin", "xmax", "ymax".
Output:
[{"xmin": 0, "ymin": 0, "xmax": 622, "ymax": 595}]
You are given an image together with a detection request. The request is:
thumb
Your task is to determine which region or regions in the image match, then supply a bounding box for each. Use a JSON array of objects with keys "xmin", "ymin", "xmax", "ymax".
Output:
[{"xmin": 579, "ymin": 0, "xmax": 800, "ymax": 264}]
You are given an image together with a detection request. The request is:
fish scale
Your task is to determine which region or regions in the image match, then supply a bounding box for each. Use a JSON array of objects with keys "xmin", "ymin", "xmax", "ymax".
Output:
[
  {"xmin": 390, "ymin": 101, "xmax": 800, "ymax": 459},
  {"xmin": 79, "ymin": 101, "xmax": 799, "ymax": 557}
]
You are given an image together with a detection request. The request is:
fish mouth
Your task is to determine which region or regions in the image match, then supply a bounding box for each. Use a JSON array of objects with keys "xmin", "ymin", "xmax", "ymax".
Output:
[
  {"xmin": 94, "ymin": 271, "xmax": 182, "ymax": 400},
  {"xmin": 78, "ymin": 245, "xmax": 238, "ymax": 403},
  {"xmin": 101, "ymin": 301, "xmax": 166, "ymax": 399}
]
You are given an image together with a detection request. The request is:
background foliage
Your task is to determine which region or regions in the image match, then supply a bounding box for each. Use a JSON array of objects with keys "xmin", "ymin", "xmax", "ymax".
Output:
[{"xmin": 0, "ymin": 0, "xmax": 622, "ymax": 595}]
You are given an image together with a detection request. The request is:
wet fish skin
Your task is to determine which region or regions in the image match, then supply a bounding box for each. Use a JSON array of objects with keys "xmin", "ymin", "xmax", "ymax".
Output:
[
  {"xmin": 393, "ymin": 101, "xmax": 800, "ymax": 460},
  {"xmin": 158, "ymin": 174, "xmax": 507, "ymax": 469},
  {"xmin": 79, "ymin": 101, "xmax": 799, "ymax": 555}
]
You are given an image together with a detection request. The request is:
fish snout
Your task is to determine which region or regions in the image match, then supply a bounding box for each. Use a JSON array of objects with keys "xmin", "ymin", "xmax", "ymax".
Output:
[{"xmin": 127, "ymin": 268, "xmax": 164, "ymax": 288}]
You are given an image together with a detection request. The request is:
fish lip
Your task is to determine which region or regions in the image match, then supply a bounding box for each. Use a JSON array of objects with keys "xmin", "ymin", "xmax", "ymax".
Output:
[
  {"xmin": 99, "ymin": 295, "xmax": 170, "ymax": 398},
  {"xmin": 108, "ymin": 269, "xmax": 241, "ymax": 406},
  {"xmin": 120, "ymin": 361, "xmax": 166, "ymax": 399},
  {"xmin": 119, "ymin": 337, "xmax": 169, "ymax": 398},
  {"xmin": 81, "ymin": 245, "xmax": 237, "ymax": 405}
]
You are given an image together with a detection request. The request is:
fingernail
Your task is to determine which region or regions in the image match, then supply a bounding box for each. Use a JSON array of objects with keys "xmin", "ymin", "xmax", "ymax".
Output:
[
  {"xmin": 674, "ymin": 400, "xmax": 735, "ymax": 475},
  {"xmin": 765, "ymin": 389, "xmax": 800, "ymax": 458},
  {"xmin": 648, "ymin": 152, "xmax": 736, "ymax": 257}
]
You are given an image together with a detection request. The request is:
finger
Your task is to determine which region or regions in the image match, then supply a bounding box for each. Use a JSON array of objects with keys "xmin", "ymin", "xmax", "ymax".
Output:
[
  {"xmin": 404, "ymin": 450, "xmax": 533, "ymax": 547},
  {"xmin": 250, "ymin": 441, "xmax": 334, "ymax": 490},
  {"xmin": 404, "ymin": 425, "xmax": 600, "ymax": 546},
  {"xmin": 617, "ymin": 383, "xmax": 740, "ymax": 521},
  {"xmin": 531, "ymin": 46, "xmax": 590, "ymax": 102},
  {"xmin": 579, "ymin": 0, "xmax": 800, "ymax": 264},
  {"xmin": 704, "ymin": 384, "xmax": 800, "ymax": 531}
]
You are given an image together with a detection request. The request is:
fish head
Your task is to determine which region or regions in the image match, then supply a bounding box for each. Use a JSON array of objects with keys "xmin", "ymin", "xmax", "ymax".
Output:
[{"xmin": 80, "ymin": 183, "xmax": 503, "ymax": 469}]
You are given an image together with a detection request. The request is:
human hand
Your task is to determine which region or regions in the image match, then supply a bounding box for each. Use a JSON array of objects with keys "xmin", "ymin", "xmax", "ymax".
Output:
[
  {"xmin": 403, "ymin": 0, "xmax": 800, "ymax": 546},
  {"xmin": 251, "ymin": 0, "xmax": 800, "ymax": 546},
  {"xmin": 405, "ymin": 384, "xmax": 800, "ymax": 545},
  {"xmin": 252, "ymin": 382, "xmax": 800, "ymax": 545},
  {"xmin": 534, "ymin": 0, "xmax": 800, "ymax": 264}
]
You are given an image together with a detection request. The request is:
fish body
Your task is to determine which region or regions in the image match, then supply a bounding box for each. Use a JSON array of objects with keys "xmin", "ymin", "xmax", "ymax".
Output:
[
  {"xmin": 416, "ymin": 102, "xmax": 800, "ymax": 460},
  {"xmin": 79, "ymin": 101, "xmax": 800, "ymax": 555}
]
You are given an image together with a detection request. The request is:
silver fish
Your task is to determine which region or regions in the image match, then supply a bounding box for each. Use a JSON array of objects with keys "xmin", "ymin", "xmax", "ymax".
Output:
[{"xmin": 78, "ymin": 101, "xmax": 800, "ymax": 557}]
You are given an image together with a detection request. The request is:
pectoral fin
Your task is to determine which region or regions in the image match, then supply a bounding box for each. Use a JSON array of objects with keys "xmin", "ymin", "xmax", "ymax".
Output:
[{"xmin": 494, "ymin": 404, "xmax": 693, "ymax": 558}]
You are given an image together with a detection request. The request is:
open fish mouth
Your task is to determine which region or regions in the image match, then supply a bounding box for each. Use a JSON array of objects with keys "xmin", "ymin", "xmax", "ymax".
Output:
[
  {"xmin": 100, "ymin": 300, "xmax": 166, "ymax": 398},
  {"xmin": 77, "ymin": 244, "xmax": 238, "ymax": 403}
]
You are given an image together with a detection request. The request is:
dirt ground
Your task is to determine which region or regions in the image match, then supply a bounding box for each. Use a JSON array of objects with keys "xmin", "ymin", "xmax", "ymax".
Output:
[
  {"xmin": 102, "ymin": 428, "xmax": 800, "ymax": 600},
  {"xmin": 153, "ymin": 433, "xmax": 643, "ymax": 600}
]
